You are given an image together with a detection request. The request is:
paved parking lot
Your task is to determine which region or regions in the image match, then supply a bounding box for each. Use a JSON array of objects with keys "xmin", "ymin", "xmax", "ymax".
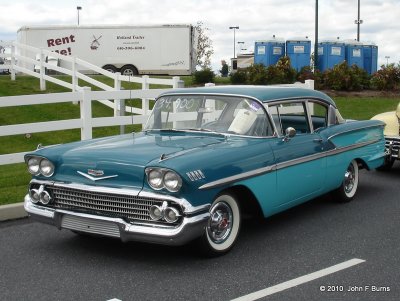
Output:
[{"xmin": 1, "ymin": 164, "xmax": 399, "ymax": 301}]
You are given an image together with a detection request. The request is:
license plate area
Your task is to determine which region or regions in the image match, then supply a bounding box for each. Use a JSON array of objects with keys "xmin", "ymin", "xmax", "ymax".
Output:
[{"xmin": 61, "ymin": 215, "xmax": 120, "ymax": 238}]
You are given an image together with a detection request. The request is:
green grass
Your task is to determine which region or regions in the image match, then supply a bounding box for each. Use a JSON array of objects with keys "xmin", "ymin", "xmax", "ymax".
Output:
[{"xmin": 0, "ymin": 75, "xmax": 399, "ymax": 205}]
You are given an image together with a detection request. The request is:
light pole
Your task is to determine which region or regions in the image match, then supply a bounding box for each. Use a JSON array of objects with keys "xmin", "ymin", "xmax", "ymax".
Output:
[
  {"xmin": 229, "ymin": 26, "xmax": 239, "ymax": 58},
  {"xmin": 385, "ymin": 56, "xmax": 390, "ymax": 66},
  {"xmin": 77, "ymin": 6, "xmax": 82, "ymax": 26},
  {"xmin": 354, "ymin": 0, "xmax": 363, "ymax": 41},
  {"xmin": 237, "ymin": 41, "xmax": 244, "ymax": 53}
]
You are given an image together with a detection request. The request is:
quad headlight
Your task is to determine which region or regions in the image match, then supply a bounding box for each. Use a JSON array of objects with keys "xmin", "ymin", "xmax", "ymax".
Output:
[
  {"xmin": 26, "ymin": 156, "xmax": 55, "ymax": 177},
  {"xmin": 145, "ymin": 168, "xmax": 182, "ymax": 192}
]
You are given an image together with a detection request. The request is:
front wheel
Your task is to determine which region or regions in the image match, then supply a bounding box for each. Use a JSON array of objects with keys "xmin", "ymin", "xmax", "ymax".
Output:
[
  {"xmin": 196, "ymin": 194, "xmax": 241, "ymax": 257},
  {"xmin": 332, "ymin": 160, "xmax": 359, "ymax": 202}
]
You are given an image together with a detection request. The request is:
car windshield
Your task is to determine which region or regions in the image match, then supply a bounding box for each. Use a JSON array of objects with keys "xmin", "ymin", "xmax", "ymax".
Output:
[{"xmin": 145, "ymin": 95, "xmax": 273, "ymax": 137}]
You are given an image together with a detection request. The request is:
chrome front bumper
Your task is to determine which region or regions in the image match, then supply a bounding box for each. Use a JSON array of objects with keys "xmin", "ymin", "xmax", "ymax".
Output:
[{"xmin": 24, "ymin": 194, "xmax": 210, "ymax": 246}]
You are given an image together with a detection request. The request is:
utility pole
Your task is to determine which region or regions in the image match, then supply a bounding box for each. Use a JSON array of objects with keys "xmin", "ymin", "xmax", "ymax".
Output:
[
  {"xmin": 354, "ymin": 0, "xmax": 363, "ymax": 41},
  {"xmin": 229, "ymin": 26, "xmax": 239, "ymax": 58},
  {"xmin": 314, "ymin": 0, "xmax": 319, "ymax": 70},
  {"xmin": 77, "ymin": 6, "xmax": 82, "ymax": 26}
]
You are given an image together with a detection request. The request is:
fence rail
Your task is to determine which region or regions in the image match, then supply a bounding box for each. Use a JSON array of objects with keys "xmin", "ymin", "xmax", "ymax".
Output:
[{"xmin": 0, "ymin": 87, "xmax": 165, "ymax": 165}]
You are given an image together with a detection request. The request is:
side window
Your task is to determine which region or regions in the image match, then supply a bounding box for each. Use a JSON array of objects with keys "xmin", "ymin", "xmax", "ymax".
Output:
[
  {"xmin": 269, "ymin": 102, "xmax": 310, "ymax": 135},
  {"xmin": 307, "ymin": 101, "xmax": 328, "ymax": 130}
]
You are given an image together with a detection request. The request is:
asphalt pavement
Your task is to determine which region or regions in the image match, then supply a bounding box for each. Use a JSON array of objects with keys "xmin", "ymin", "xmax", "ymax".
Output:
[{"xmin": 1, "ymin": 163, "xmax": 399, "ymax": 301}]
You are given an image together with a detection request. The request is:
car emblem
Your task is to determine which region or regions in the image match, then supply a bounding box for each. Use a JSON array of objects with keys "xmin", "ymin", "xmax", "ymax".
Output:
[
  {"xmin": 77, "ymin": 170, "xmax": 118, "ymax": 181},
  {"xmin": 88, "ymin": 169, "xmax": 104, "ymax": 177}
]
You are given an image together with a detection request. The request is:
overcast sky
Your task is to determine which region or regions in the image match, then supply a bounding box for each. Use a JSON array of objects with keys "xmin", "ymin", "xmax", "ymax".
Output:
[{"xmin": 0, "ymin": 0, "xmax": 399, "ymax": 72}]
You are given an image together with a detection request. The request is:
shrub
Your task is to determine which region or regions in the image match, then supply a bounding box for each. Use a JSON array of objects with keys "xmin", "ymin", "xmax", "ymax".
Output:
[
  {"xmin": 193, "ymin": 69, "xmax": 215, "ymax": 85},
  {"xmin": 275, "ymin": 56, "xmax": 297, "ymax": 84},
  {"xmin": 370, "ymin": 64, "xmax": 400, "ymax": 90},
  {"xmin": 247, "ymin": 63, "xmax": 269, "ymax": 85},
  {"xmin": 230, "ymin": 70, "xmax": 247, "ymax": 85},
  {"xmin": 323, "ymin": 61, "xmax": 370, "ymax": 91}
]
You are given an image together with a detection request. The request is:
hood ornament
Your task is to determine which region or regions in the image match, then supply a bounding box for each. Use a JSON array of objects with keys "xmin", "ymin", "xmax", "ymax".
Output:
[{"xmin": 77, "ymin": 170, "xmax": 118, "ymax": 181}]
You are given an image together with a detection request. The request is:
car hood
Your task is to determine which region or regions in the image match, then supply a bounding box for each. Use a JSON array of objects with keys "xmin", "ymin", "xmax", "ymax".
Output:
[
  {"xmin": 371, "ymin": 111, "xmax": 399, "ymax": 136},
  {"xmin": 31, "ymin": 132, "xmax": 226, "ymax": 189}
]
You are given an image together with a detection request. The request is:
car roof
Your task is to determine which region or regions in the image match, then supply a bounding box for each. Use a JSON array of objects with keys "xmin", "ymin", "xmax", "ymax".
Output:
[{"xmin": 160, "ymin": 85, "xmax": 336, "ymax": 107}]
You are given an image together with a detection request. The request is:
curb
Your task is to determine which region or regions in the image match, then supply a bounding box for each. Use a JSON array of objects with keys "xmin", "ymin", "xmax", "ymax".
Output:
[{"xmin": 0, "ymin": 202, "xmax": 28, "ymax": 222}]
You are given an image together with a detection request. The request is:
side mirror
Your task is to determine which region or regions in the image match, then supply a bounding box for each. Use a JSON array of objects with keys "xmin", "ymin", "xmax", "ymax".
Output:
[{"xmin": 283, "ymin": 127, "xmax": 296, "ymax": 141}]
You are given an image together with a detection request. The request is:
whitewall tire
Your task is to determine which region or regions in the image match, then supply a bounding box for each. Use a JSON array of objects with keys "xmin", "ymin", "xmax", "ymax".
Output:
[
  {"xmin": 333, "ymin": 160, "xmax": 359, "ymax": 202},
  {"xmin": 197, "ymin": 194, "xmax": 241, "ymax": 256}
]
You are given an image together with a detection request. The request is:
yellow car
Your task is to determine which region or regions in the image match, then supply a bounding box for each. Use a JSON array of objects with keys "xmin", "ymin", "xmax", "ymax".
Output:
[{"xmin": 371, "ymin": 103, "xmax": 400, "ymax": 170}]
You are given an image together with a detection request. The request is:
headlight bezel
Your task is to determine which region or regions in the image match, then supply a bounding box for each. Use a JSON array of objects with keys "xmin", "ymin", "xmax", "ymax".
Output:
[
  {"xmin": 145, "ymin": 168, "xmax": 182, "ymax": 192},
  {"xmin": 25, "ymin": 155, "xmax": 55, "ymax": 177}
]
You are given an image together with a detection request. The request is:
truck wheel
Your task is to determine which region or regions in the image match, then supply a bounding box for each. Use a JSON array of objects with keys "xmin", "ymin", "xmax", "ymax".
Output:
[
  {"xmin": 332, "ymin": 160, "xmax": 359, "ymax": 202},
  {"xmin": 196, "ymin": 193, "xmax": 241, "ymax": 257},
  {"xmin": 103, "ymin": 65, "xmax": 117, "ymax": 73},
  {"xmin": 120, "ymin": 65, "xmax": 138, "ymax": 76}
]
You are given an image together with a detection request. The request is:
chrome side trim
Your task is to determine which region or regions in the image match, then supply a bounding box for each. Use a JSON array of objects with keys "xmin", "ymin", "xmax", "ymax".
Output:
[
  {"xmin": 199, "ymin": 138, "xmax": 381, "ymax": 190},
  {"xmin": 199, "ymin": 165, "xmax": 276, "ymax": 190}
]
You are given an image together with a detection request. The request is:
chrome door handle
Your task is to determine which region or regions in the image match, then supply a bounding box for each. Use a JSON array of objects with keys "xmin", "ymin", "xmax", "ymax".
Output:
[{"xmin": 313, "ymin": 138, "xmax": 323, "ymax": 143}]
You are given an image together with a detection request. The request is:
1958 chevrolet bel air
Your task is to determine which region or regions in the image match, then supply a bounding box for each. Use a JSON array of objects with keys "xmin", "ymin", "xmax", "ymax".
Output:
[{"xmin": 24, "ymin": 86, "xmax": 385, "ymax": 256}]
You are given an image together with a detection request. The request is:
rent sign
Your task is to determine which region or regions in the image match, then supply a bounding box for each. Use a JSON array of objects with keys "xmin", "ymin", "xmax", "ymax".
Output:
[{"xmin": 46, "ymin": 35, "xmax": 76, "ymax": 55}]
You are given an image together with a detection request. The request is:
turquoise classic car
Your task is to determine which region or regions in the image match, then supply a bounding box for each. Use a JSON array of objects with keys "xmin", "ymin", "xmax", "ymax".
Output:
[{"xmin": 24, "ymin": 86, "xmax": 386, "ymax": 256}]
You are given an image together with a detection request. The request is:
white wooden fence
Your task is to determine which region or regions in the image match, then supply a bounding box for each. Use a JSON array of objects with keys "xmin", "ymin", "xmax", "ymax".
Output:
[
  {"xmin": 0, "ymin": 41, "xmax": 183, "ymax": 92},
  {"xmin": 0, "ymin": 88, "xmax": 170, "ymax": 166},
  {"xmin": 0, "ymin": 41, "xmax": 184, "ymax": 166}
]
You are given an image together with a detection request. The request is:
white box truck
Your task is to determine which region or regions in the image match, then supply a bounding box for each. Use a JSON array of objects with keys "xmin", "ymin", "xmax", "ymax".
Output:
[{"xmin": 17, "ymin": 24, "xmax": 197, "ymax": 75}]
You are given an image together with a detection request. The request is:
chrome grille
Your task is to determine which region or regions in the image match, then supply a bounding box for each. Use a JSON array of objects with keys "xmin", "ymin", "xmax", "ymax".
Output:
[
  {"xmin": 44, "ymin": 185, "xmax": 178, "ymax": 225},
  {"xmin": 385, "ymin": 137, "xmax": 400, "ymax": 158}
]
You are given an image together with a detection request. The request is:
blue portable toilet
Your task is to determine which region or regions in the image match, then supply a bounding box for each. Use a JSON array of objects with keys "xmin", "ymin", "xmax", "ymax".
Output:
[
  {"xmin": 344, "ymin": 40, "xmax": 364, "ymax": 68},
  {"xmin": 286, "ymin": 37, "xmax": 311, "ymax": 72},
  {"xmin": 254, "ymin": 37, "xmax": 285, "ymax": 67},
  {"xmin": 362, "ymin": 42, "xmax": 378, "ymax": 75},
  {"xmin": 317, "ymin": 39, "xmax": 345, "ymax": 71}
]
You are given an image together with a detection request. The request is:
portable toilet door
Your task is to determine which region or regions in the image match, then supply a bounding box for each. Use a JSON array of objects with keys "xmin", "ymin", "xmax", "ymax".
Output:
[
  {"xmin": 363, "ymin": 43, "xmax": 378, "ymax": 75},
  {"xmin": 254, "ymin": 38, "xmax": 285, "ymax": 67},
  {"xmin": 317, "ymin": 40, "xmax": 345, "ymax": 72},
  {"xmin": 344, "ymin": 40, "xmax": 364, "ymax": 69},
  {"xmin": 286, "ymin": 38, "xmax": 311, "ymax": 72}
]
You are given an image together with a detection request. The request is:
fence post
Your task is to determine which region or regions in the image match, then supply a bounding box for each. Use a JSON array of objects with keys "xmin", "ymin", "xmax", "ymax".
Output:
[
  {"xmin": 114, "ymin": 72, "xmax": 121, "ymax": 116},
  {"xmin": 172, "ymin": 76, "xmax": 184, "ymax": 88},
  {"xmin": 119, "ymin": 98, "xmax": 125, "ymax": 135},
  {"xmin": 305, "ymin": 79, "xmax": 315, "ymax": 90},
  {"xmin": 10, "ymin": 44, "xmax": 15, "ymax": 81},
  {"xmin": 142, "ymin": 75, "xmax": 150, "ymax": 121},
  {"xmin": 72, "ymin": 56, "xmax": 77, "ymax": 92},
  {"xmin": 80, "ymin": 87, "xmax": 93, "ymax": 140},
  {"xmin": 39, "ymin": 49, "xmax": 46, "ymax": 91}
]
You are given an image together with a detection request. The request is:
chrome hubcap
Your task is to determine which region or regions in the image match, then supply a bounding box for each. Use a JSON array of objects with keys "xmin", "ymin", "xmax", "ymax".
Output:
[
  {"xmin": 123, "ymin": 69, "xmax": 134, "ymax": 76},
  {"xmin": 344, "ymin": 164, "xmax": 355, "ymax": 193},
  {"xmin": 207, "ymin": 202, "xmax": 233, "ymax": 244}
]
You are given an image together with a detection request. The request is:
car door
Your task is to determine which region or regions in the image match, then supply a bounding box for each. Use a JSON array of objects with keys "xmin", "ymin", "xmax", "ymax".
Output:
[{"xmin": 267, "ymin": 100, "xmax": 327, "ymax": 207}]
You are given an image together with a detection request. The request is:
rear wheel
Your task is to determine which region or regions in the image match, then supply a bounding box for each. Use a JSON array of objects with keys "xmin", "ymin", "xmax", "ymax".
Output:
[
  {"xmin": 103, "ymin": 64, "xmax": 117, "ymax": 73},
  {"xmin": 196, "ymin": 194, "xmax": 241, "ymax": 257},
  {"xmin": 332, "ymin": 160, "xmax": 359, "ymax": 202},
  {"xmin": 120, "ymin": 64, "xmax": 138, "ymax": 76}
]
